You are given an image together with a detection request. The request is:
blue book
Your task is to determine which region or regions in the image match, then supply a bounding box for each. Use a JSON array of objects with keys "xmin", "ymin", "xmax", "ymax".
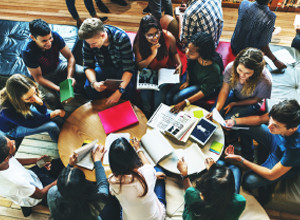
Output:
[{"xmin": 190, "ymin": 118, "xmax": 217, "ymax": 146}]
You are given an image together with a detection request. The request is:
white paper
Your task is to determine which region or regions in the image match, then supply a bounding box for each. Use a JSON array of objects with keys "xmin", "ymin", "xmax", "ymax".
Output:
[
  {"xmin": 294, "ymin": 14, "xmax": 300, "ymax": 29},
  {"xmin": 212, "ymin": 108, "xmax": 249, "ymax": 130},
  {"xmin": 103, "ymin": 133, "xmax": 130, "ymax": 165},
  {"xmin": 74, "ymin": 139, "xmax": 98, "ymax": 170},
  {"xmin": 157, "ymin": 68, "xmax": 180, "ymax": 86}
]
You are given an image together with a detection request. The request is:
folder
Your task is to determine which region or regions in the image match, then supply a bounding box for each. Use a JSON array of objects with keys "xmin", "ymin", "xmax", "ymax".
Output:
[
  {"xmin": 98, "ymin": 101, "xmax": 139, "ymax": 134},
  {"xmin": 59, "ymin": 79, "xmax": 74, "ymax": 103}
]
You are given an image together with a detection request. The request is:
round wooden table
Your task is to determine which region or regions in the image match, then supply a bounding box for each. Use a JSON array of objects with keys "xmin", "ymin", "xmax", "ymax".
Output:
[{"xmin": 58, "ymin": 99, "xmax": 148, "ymax": 182}]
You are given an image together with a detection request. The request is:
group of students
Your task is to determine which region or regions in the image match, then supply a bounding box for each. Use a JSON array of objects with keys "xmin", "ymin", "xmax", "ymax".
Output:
[{"xmin": 0, "ymin": 3, "xmax": 300, "ymax": 220}]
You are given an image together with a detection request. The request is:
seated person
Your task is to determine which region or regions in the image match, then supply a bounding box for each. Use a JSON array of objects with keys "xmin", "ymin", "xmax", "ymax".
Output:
[
  {"xmin": 160, "ymin": 0, "xmax": 223, "ymax": 48},
  {"xmin": 225, "ymin": 99, "xmax": 300, "ymax": 204},
  {"xmin": 177, "ymin": 157, "xmax": 246, "ymax": 220},
  {"xmin": 48, "ymin": 145, "xmax": 120, "ymax": 220},
  {"xmin": 230, "ymin": 0, "xmax": 286, "ymax": 70},
  {"xmin": 0, "ymin": 134, "xmax": 64, "ymax": 217},
  {"xmin": 108, "ymin": 137, "xmax": 166, "ymax": 220},
  {"xmin": 22, "ymin": 19, "xmax": 85, "ymax": 109},
  {"xmin": 209, "ymin": 48, "xmax": 272, "ymax": 120},
  {"xmin": 0, "ymin": 74, "xmax": 65, "ymax": 144},
  {"xmin": 291, "ymin": 28, "xmax": 300, "ymax": 51},
  {"xmin": 78, "ymin": 18, "xmax": 136, "ymax": 104},
  {"xmin": 133, "ymin": 15, "xmax": 182, "ymax": 118},
  {"xmin": 166, "ymin": 32, "xmax": 223, "ymax": 113}
]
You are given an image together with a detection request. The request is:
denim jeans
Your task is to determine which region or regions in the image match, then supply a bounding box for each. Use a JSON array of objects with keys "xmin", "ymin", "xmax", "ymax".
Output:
[
  {"xmin": 84, "ymin": 66, "xmax": 136, "ymax": 103},
  {"xmin": 148, "ymin": 0, "xmax": 173, "ymax": 20},
  {"xmin": 239, "ymin": 125, "xmax": 299, "ymax": 191},
  {"xmin": 212, "ymin": 90, "xmax": 261, "ymax": 120},
  {"xmin": 154, "ymin": 166, "xmax": 166, "ymax": 206},
  {"xmin": 4, "ymin": 107, "xmax": 60, "ymax": 143},
  {"xmin": 217, "ymin": 160, "xmax": 241, "ymax": 194},
  {"xmin": 66, "ymin": 0, "xmax": 96, "ymax": 20}
]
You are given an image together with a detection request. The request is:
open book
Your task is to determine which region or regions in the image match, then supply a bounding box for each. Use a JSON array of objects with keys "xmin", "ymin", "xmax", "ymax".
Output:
[
  {"xmin": 137, "ymin": 68, "xmax": 179, "ymax": 91},
  {"xmin": 74, "ymin": 139, "xmax": 98, "ymax": 170},
  {"xmin": 212, "ymin": 108, "xmax": 249, "ymax": 130},
  {"xmin": 147, "ymin": 103, "xmax": 198, "ymax": 142}
]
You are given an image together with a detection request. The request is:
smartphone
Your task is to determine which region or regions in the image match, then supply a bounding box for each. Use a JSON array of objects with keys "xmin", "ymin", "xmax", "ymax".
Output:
[{"xmin": 36, "ymin": 156, "xmax": 52, "ymax": 168}]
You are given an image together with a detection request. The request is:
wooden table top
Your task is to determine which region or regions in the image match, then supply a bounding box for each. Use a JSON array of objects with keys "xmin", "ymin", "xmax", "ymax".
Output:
[{"xmin": 58, "ymin": 99, "xmax": 148, "ymax": 182}]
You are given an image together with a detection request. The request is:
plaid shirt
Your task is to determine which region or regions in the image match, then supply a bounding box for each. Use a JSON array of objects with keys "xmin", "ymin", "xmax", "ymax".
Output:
[
  {"xmin": 181, "ymin": 0, "xmax": 223, "ymax": 48},
  {"xmin": 231, "ymin": 0, "xmax": 276, "ymax": 55},
  {"xmin": 83, "ymin": 25, "xmax": 135, "ymax": 73}
]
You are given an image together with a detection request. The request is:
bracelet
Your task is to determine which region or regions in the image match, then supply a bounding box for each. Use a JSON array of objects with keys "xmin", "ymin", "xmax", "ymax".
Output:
[
  {"xmin": 90, "ymin": 80, "xmax": 97, "ymax": 89},
  {"xmin": 232, "ymin": 117, "xmax": 237, "ymax": 125},
  {"xmin": 184, "ymin": 99, "xmax": 190, "ymax": 106},
  {"xmin": 136, "ymin": 149, "xmax": 143, "ymax": 154},
  {"xmin": 239, "ymin": 157, "xmax": 245, "ymax": 164}
]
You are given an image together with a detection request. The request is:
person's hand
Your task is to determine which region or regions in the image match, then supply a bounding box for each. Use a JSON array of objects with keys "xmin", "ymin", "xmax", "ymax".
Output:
[
  {"xmin": 93, "ymin": 81, "xmax": 107, "ymax": 92},
  {"xmin": 50, "ymin": 109, "xmax": 66, "ymax": 118},
  {"xmin": 179, "ymin": 81, "xmax": 189, "ymax": 90},
  {"xmin": 224, "ymin": 102, "xmax": 236, "ymax": 115},
  {"xmin": 36, "ymin": 155, "xmax": 52, "ymax": 170},
  {"xmin": 68, "ymin": 77, "xmax": 76, "ymax": 87},
  {"xmin": 131, "ymin": 137, "xmax": 141, "ymax": 151},
  {"xmin": 170, "ymin": 101, "xmax": 186, "ymax": 113},
  {"xmin": 177, "ymin": 157, "xmax": 188, "ymax": 176},
  {"xmin": 175, "ymin": 64, "xmax": 182, "ymax": 75},
  {"xmin": 31, "ymin": 95, "xmax": 44, "ymax": 106},
  {"xmin": 225, "ymin": 119, "xmax": 235, "ymax": 128},
  {"xmin": 150, "ymin": 43, "xmax": 160, "ymax": 57},
  {"xmin": 69, "ymin": 152, "xmax": 78, "ymax": 166},
  {"xmin": 92, "ymin": 144, "xmax": 106, "ymax": 162},
  {"xmin": 156, "ymin": 172, "xmax": 166, "ymax": 180},
  {"xmin": 204, "ymin": 157, "xmax": 215, "ymax": 170},
  {"xmin": 274, "ymin": 59, "xmax": 287, "ymax": 70},
  {"xmin": 206, "ymin": 112, "xmax": 213, "ymax": 121},
  {"xmin": 179, "ymin": 4, "xmax": 187, "ymax": 12},
  {"xmin": 106, "ymin": 91, "xmax": 122, "ymax": 105},
  {"xmin": 224, "ymin": 145, "xmax": 243, "ymax": 162}
]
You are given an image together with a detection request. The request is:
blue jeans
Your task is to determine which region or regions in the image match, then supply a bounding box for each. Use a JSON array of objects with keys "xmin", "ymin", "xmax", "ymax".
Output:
[
  {"xmin": 4, "ymin": 107, "xmax": 60, "ymax": 143},
  {"xmin": 148, "ymin": 0, "xmax": 173, "ymax": 20},
  {"xmin": 154, "ymin": 166, "xmax": 166, "ymax": 206},
  {"xmin": 212, "ymin": 90, "xmax": 261, "ymax": 120},
  {"xmin": 66, "ymin": 0, "xmax": 96, "ymax": 19},
  {"xmin": 84, "ymin": 66, "xmax": 136, "ymax": 103},
  {"xmin": 217, "ymin": 160, "xmax": 241, "ymax": 194},
  {"xmin": 240, "ymin": 125, "xmax": 299, "ymax": 191}
]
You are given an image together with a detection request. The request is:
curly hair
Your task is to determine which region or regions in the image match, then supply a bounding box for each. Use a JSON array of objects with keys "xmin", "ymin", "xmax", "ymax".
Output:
[{"xmin": 230, "ymin": 48, "xmax": 265, "ymax": 96}]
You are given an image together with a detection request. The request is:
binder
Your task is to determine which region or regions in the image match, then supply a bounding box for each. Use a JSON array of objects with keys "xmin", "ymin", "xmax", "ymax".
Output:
[
  {"xmin": 59, "ymin": 79, "xmax": 74, "ymax": 103},
  {"xmin": 98, "ymin": 101, "xmax": 139, "ymax": 134}
]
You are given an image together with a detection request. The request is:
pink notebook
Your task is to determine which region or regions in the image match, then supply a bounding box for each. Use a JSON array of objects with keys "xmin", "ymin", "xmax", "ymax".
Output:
[{"xmin": 98, "ymin": 101, "xmax": 139, "ymax": 134}]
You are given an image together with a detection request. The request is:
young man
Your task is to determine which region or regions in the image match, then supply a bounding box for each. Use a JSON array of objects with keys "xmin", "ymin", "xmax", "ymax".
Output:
[
  {"xmin": 22, "ymin": 19, "xmax": 85, "ymax": 109},
  {"xmin": 0, "ymin": 134, "xmax": 63, "ymax": 217},
  {"xmin": 230, "ymin": 0, "xmax": 287, "ymax": 70},
  {"xmin": 224, "ymin": 100, "xmax": 300, "ymax": 199},
  {"xmin": 78, "ymin": 18, "xmax": 136, "ymax": 104}
]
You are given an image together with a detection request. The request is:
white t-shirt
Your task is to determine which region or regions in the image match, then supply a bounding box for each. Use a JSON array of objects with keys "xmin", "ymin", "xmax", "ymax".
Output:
[
  {"xmin": 109, "ymin": 164, "xmax": 165, "ymax": 220},
  {"xmin": 0, "ymin": 157, "xmax": 43, "ymax": 207}
]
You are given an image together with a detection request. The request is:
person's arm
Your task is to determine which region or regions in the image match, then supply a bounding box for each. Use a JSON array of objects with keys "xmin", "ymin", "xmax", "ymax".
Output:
[
  {"xmin": 177, "ymin": 158, "xmax": 192, "ymax": 190},
  {"xmin": 30, "ymin": 180, "xmax": 57, "ymax": 199},
  {"xmin": 17, "ymin": 158, "xmax": 39, "ymax": 166},
  {"xmin": 215, "ymin": 82, "xmax": 231, "ymax": 112},
  {"xmin": 167, "ymin": 31, "xmax": 182, "ymax": 74},
  {"xmin": 226, "ymin": 112, "xmax": 269, "ymax": 127},
  {"xmin": 223, "ymin": 96, "xmax": 261, "ymax": 115},
  {"xmin": 60, "ymin": 45, "xmax": 76, "ymax": 87},
  {"xmin": 28, "ymin": 67, "xmax": 60, "ymax": 92},
  {"xmin": 131, "ymin": 137, "xmax": 151, "ymax": 165},
  {"xmin": 261, "ymin": 45, "xmax": 287, "ymax": 70},
  {"xmin": 225, "ymin": 145, "xmax": 291, "ymax": 181},
  {"xmin": 171, "ymin": 90, "xmax": 205, "ymax": 113},
  {"xmin": 134, "ymin": 42, "xmax": 157, "ymax": 70}
]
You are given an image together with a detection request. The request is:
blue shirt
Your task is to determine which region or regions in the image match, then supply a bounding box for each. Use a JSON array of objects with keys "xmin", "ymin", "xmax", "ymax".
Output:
[
  {"xmin": 83, "ymin": 25, "xmax": 135, "ymax": 74},
  {"xmin": 231, "ymin": 0, "xmax": 276, "ymax": 55},
  {"xmin": 22, "ymin": 31, "xmax": 66, "ymax": 75}
]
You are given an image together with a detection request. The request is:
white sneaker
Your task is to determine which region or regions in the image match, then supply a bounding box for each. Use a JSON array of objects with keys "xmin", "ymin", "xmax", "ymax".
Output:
[{"xmin": 273, "ymin": 26, "xmax": 281, "ymax": 36}]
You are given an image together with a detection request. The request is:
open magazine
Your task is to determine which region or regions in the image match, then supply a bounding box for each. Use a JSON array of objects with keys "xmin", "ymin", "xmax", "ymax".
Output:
[
  {"xmin": 137, "ymin": 68, "xmax": 179, "ymax": 91},
  {"xmin": 147, "ymin": 103, "xmax": 198, "ymax": 142},
  {"xmin": 74, "ymin": 139, "xmax": 98, "ymax": 170}
]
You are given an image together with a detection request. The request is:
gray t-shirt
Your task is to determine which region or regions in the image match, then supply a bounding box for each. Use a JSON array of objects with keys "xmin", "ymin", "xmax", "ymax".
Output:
[{"xmin": 223, "ymin": 62, "xmax": 272, "ymax": 100}]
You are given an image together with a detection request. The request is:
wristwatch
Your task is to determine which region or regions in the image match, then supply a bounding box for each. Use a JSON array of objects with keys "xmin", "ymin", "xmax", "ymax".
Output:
[{"xmin": 118, "ymin": 87, "xmax": 125, "ymax": 94}]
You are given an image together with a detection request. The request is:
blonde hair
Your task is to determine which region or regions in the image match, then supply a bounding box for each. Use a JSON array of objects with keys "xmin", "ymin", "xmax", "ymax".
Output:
[
  {"xmin": 0, "ymin": 74, "xmax": 43, "ymax": 116},
  {"xmin": 230, "ymin": 48, "xmax": 265, "ymax": 96},
  {"xmin": 78, "ymin": 18, "xmax": 105, "ymax": 40}
]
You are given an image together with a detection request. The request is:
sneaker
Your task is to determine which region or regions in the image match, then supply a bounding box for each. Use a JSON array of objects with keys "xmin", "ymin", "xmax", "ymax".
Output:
[
  {"xmin": 111, "ymin": 0, "xmax": 127, "ymax": 6},
  {"xmin": 272, "ymin": 26, "xmax": 281, "ymax": 36},
  {"xmin": 96, "ymin": 0, "xmax": 110, "ymax": 13},
  {"xmin": 100, "ymin": 16, "xmax": 109, "ymax": 23},
  {"xmin": 21, "ymin": 207, "xmax": 32, "ymax": 217},
  {"xmin": 143, "ymin": 5, "xmax": 151, "ymax": 14}
]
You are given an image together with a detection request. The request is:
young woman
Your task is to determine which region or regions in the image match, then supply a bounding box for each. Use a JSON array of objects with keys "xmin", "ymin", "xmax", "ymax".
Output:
[
  {"xmin": 0, "ymin": 74, "xmax": 65, "ymax": 143},
  {"xmin": 210, "ymin": 47, "xmax": 272, "ymax": 120},
  {"xmin": 108, "ymin": 137, "xmax": 166, "ymax": 220},
  {"xmin": 177, "ymin": 158, "xmax": 246, "ymax": 220},
  {"xmin": 134, "ymin": 15, "xmax": 182, "ymax": 118},
  {"xmin": 47, "ymin": 145, "xmax": 118, "ymax": 220},
  {"xmin": 165, "ymin": 32, "xmax": 224, "ymax": 113}
]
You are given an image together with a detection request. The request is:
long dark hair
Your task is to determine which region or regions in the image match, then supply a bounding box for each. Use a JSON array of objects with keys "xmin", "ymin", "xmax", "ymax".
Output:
[
  {"xmin": 189, "ymin": 32, "xmax": 224, "ymax": 73},
  {"xmin": 134, "ymin": 15, "xmax": 168, "ymax": 61},
  {"xmin": 50, "ymin": 166, "xmax": 105, "ymax": 220},
  {"xmin": 189, "ymin": 164, "xmax": 235, "ymax": 220},
  {"xmin": 108, "ymin": 138, "xmax": 148, "ymax": 197}
]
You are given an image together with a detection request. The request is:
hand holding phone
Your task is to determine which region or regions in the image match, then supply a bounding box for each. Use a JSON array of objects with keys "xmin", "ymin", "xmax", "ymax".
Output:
[{"xmin": 36, "ymin": 156, "xmax": 52, "ymax": 168}]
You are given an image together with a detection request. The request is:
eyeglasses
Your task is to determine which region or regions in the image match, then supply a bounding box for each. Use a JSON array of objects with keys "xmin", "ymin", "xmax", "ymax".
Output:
[{"xmin": 145, "ymin": 31, "xmax": 161, "ymax": 40}]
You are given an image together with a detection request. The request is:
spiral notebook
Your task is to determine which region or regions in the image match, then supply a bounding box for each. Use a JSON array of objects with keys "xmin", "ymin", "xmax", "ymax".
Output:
[{"xmin": 98, "ymin": 101, "xmax": 139, "ymax": 134}]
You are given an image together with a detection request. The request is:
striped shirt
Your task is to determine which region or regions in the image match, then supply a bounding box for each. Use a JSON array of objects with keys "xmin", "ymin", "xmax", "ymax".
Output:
[
  {"xmin": 231, "ymin": 0, "xmax": 276, "ymax": 55},
  {"xmin": 181, "ymin": 0, "xmax": 223, "ymax": 48},
  {"xmin": 83, "ymin": 25, "xmax": 135, "ymax": 73}
]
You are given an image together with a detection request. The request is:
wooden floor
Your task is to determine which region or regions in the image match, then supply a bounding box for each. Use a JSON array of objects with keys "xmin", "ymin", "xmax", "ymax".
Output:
[{"xmin": 0, "ymin": 0, "xmax": 299, "ymax": 219}]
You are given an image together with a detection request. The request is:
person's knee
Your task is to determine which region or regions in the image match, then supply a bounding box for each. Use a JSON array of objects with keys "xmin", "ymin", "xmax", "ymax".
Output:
[
  {"xmin": 47, "ymin": 121, "xmax": 60, "ymax": 132},
  {"xmin": 242, "ymin": 172, "xmax": 259, "ymax": 191}
]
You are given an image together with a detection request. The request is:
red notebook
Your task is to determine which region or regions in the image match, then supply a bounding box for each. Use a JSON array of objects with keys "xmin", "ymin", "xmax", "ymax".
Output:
[{"xmin": 98, "ymin": 101, "xmax": 139, "ymax": 134}]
